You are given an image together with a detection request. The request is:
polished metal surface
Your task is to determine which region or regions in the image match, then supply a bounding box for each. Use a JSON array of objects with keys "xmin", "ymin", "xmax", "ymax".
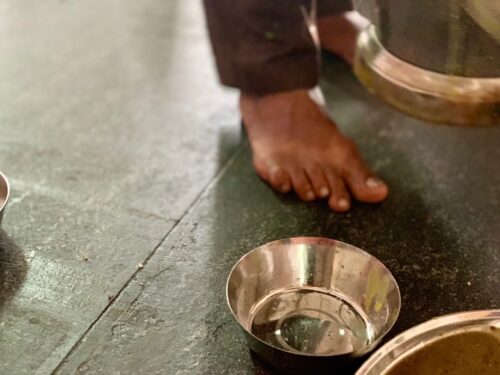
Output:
[
  {"xmin": 227, "ymin": 237, "xmax": 400, "ymax": 371},
  {"xmin": 354, "ymin": 26, "xmax": 500, "ymax": 126},
  {"xmin": 353, "ymin": 1, "xmax": 500, "ymax": 126},
  {"xmin": 356, "ymin": 309, "xmax": 500, "ymax": 375},
  {"xmin": 0, "ymin": 171, "xmax": 10, "ymax": 226},
  {"xmin": 354, "ymin": 0, "xmax": 500, "ymax": 77}
]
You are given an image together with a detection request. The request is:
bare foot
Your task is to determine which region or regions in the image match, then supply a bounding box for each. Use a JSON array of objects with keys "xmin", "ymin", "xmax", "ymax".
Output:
[
  {"xmin": 241, "ymin": 89, "xmax": 388, "ymax": 212},
  {"xmin": 317, "ymin": 11, "xmax": 369, "ymax": 65}
]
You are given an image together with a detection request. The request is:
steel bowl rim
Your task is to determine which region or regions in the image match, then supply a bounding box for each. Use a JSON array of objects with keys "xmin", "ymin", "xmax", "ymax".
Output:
[
  {"xmin": 226, "ymin": 236, "xmax": 402, "ymax": 358},
  {"xmin": 355, "ymin": 309, "xmax": 500, "ymax": 374},
  {"xmin": 0, "ymin": 171, "xmax": 10, "ymax": 213}
]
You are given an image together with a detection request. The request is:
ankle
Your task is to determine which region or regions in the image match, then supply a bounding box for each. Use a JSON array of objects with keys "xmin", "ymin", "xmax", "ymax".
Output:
[{"xmin": 240, "ymin": 89, "xmax": 310, "ymax": 115}]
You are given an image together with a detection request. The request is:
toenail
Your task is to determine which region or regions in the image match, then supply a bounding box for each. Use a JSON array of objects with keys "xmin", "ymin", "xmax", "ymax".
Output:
[
  {"xmin": 319, "ymin": 187, "xmax": 329, "ymax": 198},
  {"xmin": 280, "ymin": 184, "xmax": 290, "ymax": 193},
  {"xmin": 338, "ymin": 198, "xmax": 350, "ymax": 209},
  {"xmin": 366, "ymin": 177, "xmax": 383, "ymax": 188},
  {"xmin": 306, "ymin": 191, "xmax": 315, "ymax": 201}
]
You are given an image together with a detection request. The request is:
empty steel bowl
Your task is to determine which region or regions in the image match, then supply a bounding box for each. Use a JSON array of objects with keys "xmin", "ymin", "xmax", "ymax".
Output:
[
  {"xmin": 0, "ymin": 171, "xmax": 10, "ymax": 226},
  {"xmin": 356, "ymin": 309, "xmax": 500, "ymax": 375},
  {"xmin": 227, "ymin": 237, "xmax": 401, "ymax": 373}
]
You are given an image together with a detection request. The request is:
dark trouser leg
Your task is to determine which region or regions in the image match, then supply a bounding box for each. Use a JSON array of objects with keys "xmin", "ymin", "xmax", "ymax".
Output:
[
  {"xmin": 203, "ymin": 0, "xmax": 352, "ymax": 95},
  {"xmin": 317, "ymin": 0, "xmax": 353, "ymax": 17},
  {"xmin": 203, "ymin": 0, "xmax": 316, "ymax": 94}
]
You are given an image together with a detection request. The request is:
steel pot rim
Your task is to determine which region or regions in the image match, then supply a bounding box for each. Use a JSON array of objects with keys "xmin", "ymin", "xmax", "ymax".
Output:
[{"xmin": 356, "ymin": 309, "xmax": 500, "ymax": 374}]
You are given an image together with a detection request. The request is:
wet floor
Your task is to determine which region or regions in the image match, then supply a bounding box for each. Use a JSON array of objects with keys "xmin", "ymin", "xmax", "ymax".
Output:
[{"xmin": 1, "ymin": 1, "xmax": 499, "ymax": 374}]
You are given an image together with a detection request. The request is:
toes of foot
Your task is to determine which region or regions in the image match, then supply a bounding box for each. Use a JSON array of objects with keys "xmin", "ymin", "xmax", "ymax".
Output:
[
  {"xmin": 298, "ymin": 186, "xmax": 315, "ymax": 202},
  {"xmin": 365, "ymin": 176, "xmax": 385, "ymax": 189},
  {"xmin": 342, "ymin": 155, "xmax": 388, "ymax": 202},
  {"xmin": 253, "ymin": 157, "xmax": 270, "ymax": 182},
  {"xmin": 348, "ymin": 173, "xmax": 389, "ymax": 203},
  {"xmin": 329, "ymin": 196, "xmax": 351, "ymax": 212},
  {"xmin": 269, "ymin": 167, "xmax": 292, "ymax": 193},
  {"xmin": 366, "ymin": 177, "xmax": 389, "ymax": 199},
  {"xmin": 319, "ymin": 186, "xmax": 330, "ymax": 198},
  {"xmin": 290, "ymin": 168, "xmax": 316, "ymax": 201},
  {"xmin": 304, "ymin": 190, "xmax": 315, "ymax": 201},
  {"xmin": 306, "ymin": 166, "xmax": 330, "ymax": 199},
  {"xmin": 325, "ymin": 169, "xmax": 351, "ymax": 212}
]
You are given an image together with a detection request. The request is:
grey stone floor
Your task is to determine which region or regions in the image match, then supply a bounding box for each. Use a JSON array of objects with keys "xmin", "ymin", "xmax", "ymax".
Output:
[{"xmin": 1, "ymin": 1, "xmax": 499, "ymax": 374}]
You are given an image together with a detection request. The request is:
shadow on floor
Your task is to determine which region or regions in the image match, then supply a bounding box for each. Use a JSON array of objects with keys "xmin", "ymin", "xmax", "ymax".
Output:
[{"xmin": 0, "ymin": 229, "xmax": 28, "ymax": 313}]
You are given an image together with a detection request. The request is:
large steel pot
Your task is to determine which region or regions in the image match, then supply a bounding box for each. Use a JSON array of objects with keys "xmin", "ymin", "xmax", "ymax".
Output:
[{"xmin": 353, "ymin": 0, "xmax": 500, "ymax": 126}]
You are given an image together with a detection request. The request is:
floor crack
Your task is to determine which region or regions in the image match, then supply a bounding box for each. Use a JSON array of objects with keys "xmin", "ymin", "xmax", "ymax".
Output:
[{"xmin": 51, "ymin": 147, "xmax": 243, "ymax": 374}]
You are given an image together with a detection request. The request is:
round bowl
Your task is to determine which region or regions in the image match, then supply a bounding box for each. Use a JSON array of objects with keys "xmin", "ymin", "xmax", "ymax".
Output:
[
  {"xmin": 227, "ymin": 237, "xmax": 401, "ymax": 373},
  {"xmin": 356, "ymin": 309, "xmax": 500, "ymax": 375},
  {"xmin": 0, "ymin": 171, "xmax": 10, "ymax": 226}
]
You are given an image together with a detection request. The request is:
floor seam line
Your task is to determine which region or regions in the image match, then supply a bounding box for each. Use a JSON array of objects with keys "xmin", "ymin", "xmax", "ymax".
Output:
[{"xmin": 51, "ymin": 145, "xmax": 244, "ymax": 374}]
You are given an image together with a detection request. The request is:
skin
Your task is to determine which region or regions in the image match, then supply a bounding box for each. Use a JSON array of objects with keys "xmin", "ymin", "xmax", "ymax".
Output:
[{"xmin": 240, "ymin": 12, "xmax": 388, "ymax": 212}]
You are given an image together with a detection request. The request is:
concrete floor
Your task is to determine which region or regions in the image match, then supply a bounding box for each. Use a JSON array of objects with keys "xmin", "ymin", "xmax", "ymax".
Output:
[{"xmin": 1, "ymin": 1, "xmax": 499, "ymax": 374}]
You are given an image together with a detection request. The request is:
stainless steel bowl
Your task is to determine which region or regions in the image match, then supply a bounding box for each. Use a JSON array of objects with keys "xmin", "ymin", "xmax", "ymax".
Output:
[
  {"xmin": 227, "ymin": 237, "xmax": 401, "ymax": 373},
  {"xmin": 0, "ymin": 171, "xmax": 10, "ymax": 226},
  {"xmin": 356, "ymin": 309, "xmax": 500, "ymax": 375}
]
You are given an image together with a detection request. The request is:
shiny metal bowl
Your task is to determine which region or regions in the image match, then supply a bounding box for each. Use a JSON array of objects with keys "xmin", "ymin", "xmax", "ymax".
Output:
[
  {"xmin": 227, "ymin": 237, "xmax": 401, "ymax": 373},
  {"xmin": 0, "ymin": 171, "xmax": 10, "ymax": 226},
  {"xmin": 356, "ymin": 309, "xmax": 500, "ymax": 375}
]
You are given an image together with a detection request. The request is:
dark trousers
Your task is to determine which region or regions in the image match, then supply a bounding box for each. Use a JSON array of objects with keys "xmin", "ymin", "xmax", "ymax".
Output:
[{"xmin": 203, "ymin": 0, "xmax": 352, "ymax": 94}]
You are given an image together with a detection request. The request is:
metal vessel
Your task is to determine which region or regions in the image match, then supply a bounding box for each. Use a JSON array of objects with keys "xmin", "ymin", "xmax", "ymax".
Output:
[
  {"xmin": 227, "ymin": 237, "xmax": 400, "ymax": 373},
  {"xmin": 354, "ymin": 0, "xmax": 500, "ymax": 126},
  {"xmin": 0, "ymin": 172, "xmax": 10, "ymax": 226},
  {"xmin": 356, "ymin": 309, "xmax": 500, "ymax": 374}
]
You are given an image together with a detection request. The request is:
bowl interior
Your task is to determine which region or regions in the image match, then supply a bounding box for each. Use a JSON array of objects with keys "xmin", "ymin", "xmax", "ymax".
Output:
[{"xmin": 227, "ymin": 237, "xmax": 400, "ymax": 357}]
